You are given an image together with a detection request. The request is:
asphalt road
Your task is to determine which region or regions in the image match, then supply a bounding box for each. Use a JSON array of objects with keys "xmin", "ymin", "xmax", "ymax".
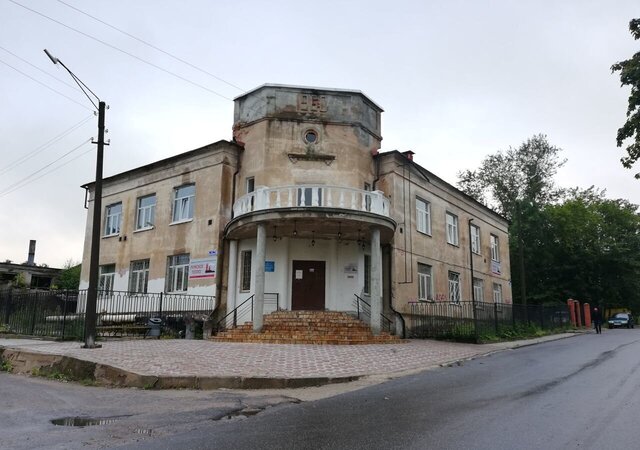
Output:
[
  {"xmin": 124, "ymin": 330, "xmax": 640, "ymax": 450},
  {"xmin": 2, "ymin": 330, "xmax": 639, "ymax": 450}
]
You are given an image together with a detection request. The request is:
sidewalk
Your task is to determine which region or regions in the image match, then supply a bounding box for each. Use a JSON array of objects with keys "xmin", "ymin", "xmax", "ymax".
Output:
[{"xmin": 0, "ymin": 333, "xmax": 579, "ymax": 390}]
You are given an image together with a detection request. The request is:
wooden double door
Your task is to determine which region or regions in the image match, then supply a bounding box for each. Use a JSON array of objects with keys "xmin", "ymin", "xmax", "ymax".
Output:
[{"xmin": 291, "ymin": 260, "xmax": 326, "ymax": 310}]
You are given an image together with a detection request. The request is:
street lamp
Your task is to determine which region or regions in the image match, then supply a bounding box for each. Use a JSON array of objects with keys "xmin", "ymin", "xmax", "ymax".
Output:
[{"xmin": 45, "ymin": 49, "xmax": 106, "ymax": 349}]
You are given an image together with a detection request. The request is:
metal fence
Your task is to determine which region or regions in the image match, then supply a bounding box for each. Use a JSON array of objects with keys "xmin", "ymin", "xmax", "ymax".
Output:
[
  {"xmin": 409, "ymin": 301, "xmax": 571, "ymax": 342},
  {"xmin": 0, "ymin": 288, "xmax": 216, "ymax": 339}
]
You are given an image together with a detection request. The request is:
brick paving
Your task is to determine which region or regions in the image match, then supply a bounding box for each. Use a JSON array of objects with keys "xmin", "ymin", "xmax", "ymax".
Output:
[{"xmin": 0, "ymin": 338, "xmax": 527, "ymax": 380}]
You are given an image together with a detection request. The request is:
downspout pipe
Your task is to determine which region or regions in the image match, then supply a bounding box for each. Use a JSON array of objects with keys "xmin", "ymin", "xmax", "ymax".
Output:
[
  {"xmin": 386, "ymin": 244, "xmax": 406, "ymax": 338},
  {"xmin": 469, "ymin": 218, "xmax": 479, "ymax": 342}
]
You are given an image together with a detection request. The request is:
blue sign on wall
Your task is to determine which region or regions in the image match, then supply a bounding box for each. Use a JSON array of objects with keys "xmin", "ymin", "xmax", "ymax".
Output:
[{"xmin": 265, "ymin": 261, "xmax": 275, "ymax": 272}]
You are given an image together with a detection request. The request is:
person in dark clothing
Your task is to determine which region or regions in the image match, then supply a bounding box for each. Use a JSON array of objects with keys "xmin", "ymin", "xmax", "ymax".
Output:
[{"xmin": 593, "ymin": 307, "xmax": 603, "ymax": 334}]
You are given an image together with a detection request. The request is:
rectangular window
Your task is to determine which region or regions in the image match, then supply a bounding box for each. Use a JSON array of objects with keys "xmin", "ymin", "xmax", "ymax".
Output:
[
  {"xmin": 104, "ymin": 203, "xmax": 122, "ymax": 236},
  {"xmin": 490, "ymin": 234, "xmax": 500, "ymax": 262},
  {"xmin": 129, "ymin": 259, "xmax": 150, "ymax": 293},
  {"xmin": 240, "ymin": 250, "xmax": 252, "ymax": 292},
  {"xmin": 364, "ymin": 183, "xmax": 372, "ymax": 212},
  {"xmin": 473, "ymin": 278, "xmax": 484, "ymax": 307},
  {"xmin": 246, "ymin": 177, "xmax": 255, "ymax": 193},
  {"xmin": 416, "ymin": 198, "xmax": 431, "ymax": 235},
  {"xmin": 364, "ymin": 254, "xmax": 371, "ymax": 295},
  {"xmin": 471, "ymin": 224, "xmax": 481, "ymax": 254},
  {"xmin": 166, "ymin": 254, "xmax": 189, "ymax": 292},
  {"xmin": 418, "ymin": 263, "xmax": 434, "ymax": 301},
  {"xmin": 493, "ymin": 283, "xmax": 503, "ymax": 311},
  {"xmin": 135, "ymin": 194, "xmax": 156, "ymax": 230},
  {"xmin": 448, "ymin": 271, "xmax": 461, "ymax": 304},
  {"xmin": 98, "ymin": 264, "xmax": 115, "ymax": 294},
  {"xmin": 172, "ymin": 184, "xmax": 195, "ymax": 222},
  {"xmin": 446, "ymin": 212, "xmax": 459, "ymax": 246}
]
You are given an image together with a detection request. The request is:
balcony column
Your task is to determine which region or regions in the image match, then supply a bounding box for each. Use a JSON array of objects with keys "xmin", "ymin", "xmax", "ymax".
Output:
[
  {"xmin": 227, "ymin": 240, "xmax": 238, "ymax": 314},
  {"xmin": 370, "ymin": 227, "xmax": 382, "ymax": 335},
  {"xmin": 253, "ymin": 223, "xmax": 266, "ymax": 332}
]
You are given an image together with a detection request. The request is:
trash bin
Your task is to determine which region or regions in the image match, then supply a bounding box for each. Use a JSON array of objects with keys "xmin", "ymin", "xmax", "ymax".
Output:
[{"xmin": 147, "ymin": 318, "xmax": 162, "ymax": 338}]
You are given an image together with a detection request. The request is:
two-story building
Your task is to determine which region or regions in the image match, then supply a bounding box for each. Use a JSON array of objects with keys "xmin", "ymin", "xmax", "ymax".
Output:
[{"xmin": 78, "ymin": 84, "xmax": 511, "ymax": 334}]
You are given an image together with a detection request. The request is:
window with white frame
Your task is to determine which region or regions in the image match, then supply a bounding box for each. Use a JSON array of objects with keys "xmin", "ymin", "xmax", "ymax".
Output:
[
  {"xmin": 240, "ymin": 250, "xmax": 252, "ymax": 292},
  {"xmin": 129, "ymin": 259, "xmax": 149, "ymax": 293},
  {"xmin": 473, "ymin": 278, "xmax": 484, "ymax": 307},
  {"xmin": 418, "ymin": 263, "xmax": 434, "ymax": 301},
  {"xmin": 493, "ymin": 283, "xmax": 503, "ymax": 310},
  {"xmin": 446, "ymin": 212, "xmax": 459, "ymax": 246},
  {"xmin": 246, "ymin": 177, "xmax": 255, "ymax": 193},
  {"xmin": 98, "ymin": 264, "xmax": 115, "ymax": 293},
  {"xmin": 104, "ymin": 203, "xmax": 122, "ymax": 236},
  {"xmin": 135, "ymin": 194, "xmax": 156, "ymax": 230},
  {"xmin": 416, "ymin": 197, "xmax": 431, "ymax": 235},
  {"xmin": 490, "ymin": 234, "xmax": 500, "ymax": 262},
  {"xmin": 364, "ymin": 254, "xmax": 371, "ymax": 295},
  {"xmin": 172, "ymin": 184, "xmax": 195, "ymax": 222},
  {"xmin": 448, "ymin": 271, "xmax": 461, "ymax": 304},
  {"xmin": 166, "ymin": 254, "xmax": 189, "ymax": 292},
  {"xmin": 471, "ymin": 224, "xmax": 481, "ymax": 254}
]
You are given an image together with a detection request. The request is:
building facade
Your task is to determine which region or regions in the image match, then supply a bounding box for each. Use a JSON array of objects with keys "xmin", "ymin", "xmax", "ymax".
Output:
[{"xmin": 79, "ymin": 84, "xmax": 511, "ymax": 333}]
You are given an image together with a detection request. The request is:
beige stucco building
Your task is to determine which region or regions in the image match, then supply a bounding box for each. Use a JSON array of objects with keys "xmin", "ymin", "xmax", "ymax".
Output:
[{"xmin": 79, "ymin": 84, "xmax": 512, "ymax": 334}]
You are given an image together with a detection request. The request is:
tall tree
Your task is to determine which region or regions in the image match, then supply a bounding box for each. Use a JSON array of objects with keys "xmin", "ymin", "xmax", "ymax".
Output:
[
  {"xmin": 611, "ymin": 18, "xmax": 640, "ymax": 178},
  {"xmin": 457, "ymin": 135, "xmax": 565, "ymax": 305},
  {"xmin": 54, "ymin": 259, "xmax": 81, "ymax": 290}
]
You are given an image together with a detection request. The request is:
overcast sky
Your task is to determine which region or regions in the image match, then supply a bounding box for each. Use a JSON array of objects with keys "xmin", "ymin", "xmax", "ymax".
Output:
[{"xmin": 1, "ymin": 0, "xmax": 638, "ymax": 268}]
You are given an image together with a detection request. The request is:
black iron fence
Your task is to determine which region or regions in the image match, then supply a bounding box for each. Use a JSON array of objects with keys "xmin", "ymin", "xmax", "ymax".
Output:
[
  {"xmin": 0, "ymin": 288, "xmax": 216, "ymax": 339},
  {"xmin": 409, "ymin": 301, "xmax": 571, "ymax": 342}
]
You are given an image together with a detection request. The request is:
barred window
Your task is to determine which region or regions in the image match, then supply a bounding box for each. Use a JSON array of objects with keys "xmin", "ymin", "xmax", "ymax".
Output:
[
  {"xmin": 473, "ymin": 278, "xmax": 484, "ymax": 307},
  {"xmin": 448, "ymin": 271, "xmax": 461, "ymax": 304},
  {"xmin": 98, "ymin": 264, "xmax": 115, "ymax": 294},
  {"xmin": 493, "ymin": 283, "xmax": 503, "ymax": 311},
  {"xmin": 240, "ymin": 250, "xmax": 252, "ymax": 292}
]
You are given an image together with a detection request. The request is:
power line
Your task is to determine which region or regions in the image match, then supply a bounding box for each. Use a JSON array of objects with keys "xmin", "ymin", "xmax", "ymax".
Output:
[
  {"xmin": 0, "ymin": 145, "xmax": 94, "ymax": 198},
  {"xmin": 0, "ymin": 115, "xmax": 94, "ymax": 176},
  {"xmin": 0, "ymin": 57, "xmax": 93, "ymax": 110},
  {"xmin": 0, "ymin": 138, "xmax": 92, "ymax": 196},
  {"xmin": 8, "ymin": 0, "xmax": 234, "ymax": 101},
  {"xmin": 0, "ymin": 45, "xmax": 81, "ymax": 93},
  {"xmin": 55, "ymin": 0, "xmax": 245, "ymax": 93}
]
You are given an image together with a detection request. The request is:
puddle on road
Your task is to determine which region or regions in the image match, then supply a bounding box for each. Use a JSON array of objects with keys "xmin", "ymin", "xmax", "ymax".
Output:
[{"xmin": 51, "ymin": 415, "xmax": 129, "ymax": 427}]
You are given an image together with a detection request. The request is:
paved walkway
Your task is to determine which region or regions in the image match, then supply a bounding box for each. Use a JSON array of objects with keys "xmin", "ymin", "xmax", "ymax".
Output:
[{"xmin": 0, "ymin": 334, "xmax": 579, "ymax": 385}]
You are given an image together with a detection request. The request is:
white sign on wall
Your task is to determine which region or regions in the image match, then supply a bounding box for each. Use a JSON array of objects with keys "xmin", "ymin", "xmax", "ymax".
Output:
[{"xmin": 189, "ymin": 257, "xmax": 217, "ymax": 279}]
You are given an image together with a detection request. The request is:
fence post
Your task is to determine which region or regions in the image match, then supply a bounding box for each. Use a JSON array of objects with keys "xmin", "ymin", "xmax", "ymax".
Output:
[
  {"xmin": 539, "ymin": 304, "xmax": 544, "ymax": 329},
  {"xmin": 233, "ymin": 308, "xmax": 237, "ymax": 328},
  {"xmin": 3, "ymin": 288, "xmax": 11, "ymax": 325},
  {"xmin": 357, "ymin": 297, "xmax": 361, "ymax": 320},
  {"xmin": 62, "ymin": 290, "xmax": 69, "ymax": 339},
  {"xmin": 494, "ymin": 302, "xmax": 499, "ymax": 334},
  {"xmin": 30, "ymin": 291, "xmax": 38, "ymax": 335},
  {"xmin": 158, "ymin": 292, "xmax": 163, "ymax": 318}
]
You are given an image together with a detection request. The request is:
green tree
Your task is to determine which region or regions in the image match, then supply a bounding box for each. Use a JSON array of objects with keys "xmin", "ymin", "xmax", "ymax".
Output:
[
  {"xmin": 540, "ymin": 189, "xmax": 640, "ymax": 311},
  {"xmin": 54, "ymin": 259, "xmax": 81, "ymax": 290},
  {"xmin": 611, "ymin": 18, "xmax": 640, "ymax": 178},
  {"xmin": 457, "ymin": 134, "xmax": 566, "ymax": 305}
]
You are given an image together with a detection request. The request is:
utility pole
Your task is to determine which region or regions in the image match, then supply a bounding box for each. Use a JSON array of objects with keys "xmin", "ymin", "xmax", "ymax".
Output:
[{"xmin": 44, "ymin": 49, "xmax": 106, "ymax": 348}]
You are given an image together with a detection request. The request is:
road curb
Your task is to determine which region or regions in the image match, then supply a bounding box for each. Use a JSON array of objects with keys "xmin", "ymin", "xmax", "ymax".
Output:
[{"xmin": 0, "ymin": 346, "xmax": 361, "ymax": 389}]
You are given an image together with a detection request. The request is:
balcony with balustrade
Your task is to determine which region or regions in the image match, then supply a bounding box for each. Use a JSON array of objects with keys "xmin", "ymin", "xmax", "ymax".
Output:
[{"xmin": 225, "ymin": 185, "xmax": 396, "ymax": 241}]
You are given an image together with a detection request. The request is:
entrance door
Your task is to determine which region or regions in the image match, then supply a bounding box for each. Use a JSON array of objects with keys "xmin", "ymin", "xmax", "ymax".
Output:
[{"xmin": 291, "ymin": 260, "xmax": 326, "ymax": 310}]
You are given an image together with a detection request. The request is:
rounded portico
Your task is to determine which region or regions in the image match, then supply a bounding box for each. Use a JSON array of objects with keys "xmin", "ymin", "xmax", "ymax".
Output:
[{"xmin": 224, "ymin": 84, "xmax": 394, "ymax": 334}]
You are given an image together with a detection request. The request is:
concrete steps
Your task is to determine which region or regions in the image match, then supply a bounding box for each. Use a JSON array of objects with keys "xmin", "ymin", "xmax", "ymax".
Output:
[{"xmin": 211, "ymin": 310, "xmax": 402, "ymax": 345}]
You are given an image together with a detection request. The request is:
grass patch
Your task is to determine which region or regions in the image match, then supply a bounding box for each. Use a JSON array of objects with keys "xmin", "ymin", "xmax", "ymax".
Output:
[{"xmin": 1, "ymin": 359, "xmax": 12, "ymax": 373}]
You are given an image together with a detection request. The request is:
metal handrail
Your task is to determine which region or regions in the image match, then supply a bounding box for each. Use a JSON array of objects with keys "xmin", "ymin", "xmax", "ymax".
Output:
[
  {"xmin": 353, "ymin": 294, "xmax": 393, "ymax": 333},
  {"xmin": 214, "ymin": 293, "xmax": 279, "ymax": 333}
]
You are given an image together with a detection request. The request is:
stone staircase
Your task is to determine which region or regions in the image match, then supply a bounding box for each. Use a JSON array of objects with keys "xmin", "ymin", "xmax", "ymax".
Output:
[{"xmin": 211, "ymin": 310, "xmax": 403, "ymax": 345}]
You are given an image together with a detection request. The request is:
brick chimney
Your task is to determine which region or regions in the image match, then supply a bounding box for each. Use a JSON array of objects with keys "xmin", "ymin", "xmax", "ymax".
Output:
[{"xmin": 402, "ymin": 150, "xmax": 415, "ymax": 161}]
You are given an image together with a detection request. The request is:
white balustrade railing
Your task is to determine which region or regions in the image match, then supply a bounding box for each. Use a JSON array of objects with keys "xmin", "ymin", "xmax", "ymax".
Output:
[{"xmin": 233, "ymin": 185, "xmax": 390, "ymax": 218}]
